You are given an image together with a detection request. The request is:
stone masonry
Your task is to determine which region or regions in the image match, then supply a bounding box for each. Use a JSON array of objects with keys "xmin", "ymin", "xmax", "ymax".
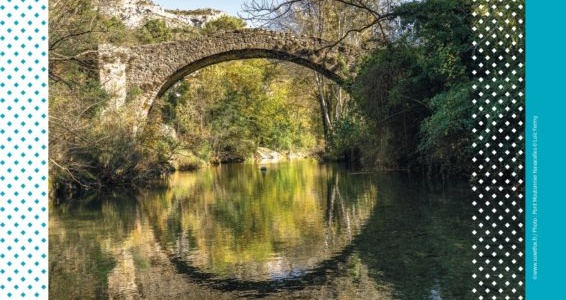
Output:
[{"xmin": 98, "ymin": 29, "xmax": 363, "ymax": 119}]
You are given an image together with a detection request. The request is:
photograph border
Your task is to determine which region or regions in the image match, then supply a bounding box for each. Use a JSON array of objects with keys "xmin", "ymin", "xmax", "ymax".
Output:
[{"xmin": 3, "ymin": 0, "xmax": 561, "ymax": 298}]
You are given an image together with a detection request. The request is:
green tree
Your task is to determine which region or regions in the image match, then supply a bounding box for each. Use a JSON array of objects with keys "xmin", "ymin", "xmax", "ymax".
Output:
[
  {"xmin": 137, "ymin": 19, "xmax": 174, "ymax": 43},
  {"xmin": 48, "ymin": 0, "xmax": 178, "ymax": 194},
  {"xmin": 160, "ymin": 59, "xmax": 321, "ymax": 163},
  {"xmin": 243, "ymin": 0, "xmax": 408, "ymax": 157},
  {"xmin": 203, "ymin": 15, "xmax": 247, "ymax": 33},
  {"xmin": 353, "ymin": 0, "xmax": 477, "ymax": 177}
]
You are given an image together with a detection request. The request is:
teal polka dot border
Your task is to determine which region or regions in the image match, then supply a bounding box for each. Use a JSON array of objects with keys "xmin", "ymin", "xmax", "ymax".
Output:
[{"xmin": 0, "ymin": 0, "xmax": 49, "ymax": 299}]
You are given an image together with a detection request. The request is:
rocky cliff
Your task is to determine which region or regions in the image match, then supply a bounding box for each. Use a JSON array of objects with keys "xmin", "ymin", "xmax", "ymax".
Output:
[{"xmin": 95, "ymin": 0, "xmax": 226, "ymax": 29}]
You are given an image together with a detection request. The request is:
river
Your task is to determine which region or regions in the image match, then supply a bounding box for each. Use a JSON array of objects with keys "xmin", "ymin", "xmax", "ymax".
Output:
[{"xmin": 49, "ymin": 160, "xmax": 474, "ymax": 299}]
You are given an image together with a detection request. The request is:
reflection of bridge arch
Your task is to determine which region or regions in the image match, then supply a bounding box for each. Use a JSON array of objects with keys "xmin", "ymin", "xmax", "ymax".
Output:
[
  {"xmin": 162, "ymin": 198, "xmax": 377, "ymax": 296},
  {"xmin": 137, "ymin": 166, "xmax": 378, "ymax": 295},
  {"xmin": 98, "ymin": 29, "xmax": 363, "ymax": 117},
  {"xmin": 168, "ymin": 244, "xmax": 358, "ymax": 294}
]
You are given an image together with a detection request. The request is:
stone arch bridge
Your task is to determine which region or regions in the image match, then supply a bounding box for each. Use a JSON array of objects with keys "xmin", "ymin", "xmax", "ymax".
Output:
[{"xmin": 98, "ymin": 28, "xmax": 364, "ymax": 117}]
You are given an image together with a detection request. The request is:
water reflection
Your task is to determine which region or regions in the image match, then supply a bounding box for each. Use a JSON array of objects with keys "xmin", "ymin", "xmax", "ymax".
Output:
[
  {"xmin": 49, "ymin": 160, "xmax": 477, "ymax": 299},
  {"xmin": 139, "ymin": 161, "xmax": 377, "ymax": 281}
]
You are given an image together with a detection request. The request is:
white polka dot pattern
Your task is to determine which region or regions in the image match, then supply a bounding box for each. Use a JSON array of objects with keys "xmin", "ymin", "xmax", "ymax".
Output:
[
  {"xmin": 471, "ymin": 0, "xmax": 525, "ymax": 299},
  {"xmin": 0, "ymin": 0, "xmax": 48, "ymax": 299}
]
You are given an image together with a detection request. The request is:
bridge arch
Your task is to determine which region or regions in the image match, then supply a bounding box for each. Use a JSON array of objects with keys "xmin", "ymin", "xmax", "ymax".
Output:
[{"xmin": 98, "ymin": 29, "xmax": 363, "ymax": 117}]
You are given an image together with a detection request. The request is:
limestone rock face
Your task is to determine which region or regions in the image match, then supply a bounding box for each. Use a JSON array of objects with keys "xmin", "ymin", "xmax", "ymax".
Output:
[{"xmin": 95, "ymin": 0, "xmax": 226, "ymax": 29}]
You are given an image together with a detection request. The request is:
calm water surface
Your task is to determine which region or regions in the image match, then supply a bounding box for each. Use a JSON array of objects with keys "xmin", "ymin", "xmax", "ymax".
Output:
[{"xmin": 49, "ymin": 160, "xmax": 474, "ymax": 299}]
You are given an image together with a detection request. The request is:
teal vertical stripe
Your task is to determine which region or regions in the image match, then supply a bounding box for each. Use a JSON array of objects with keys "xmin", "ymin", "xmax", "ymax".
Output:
[{"xmin": 526, "ymin": 0, "xmax": 566, "ymax": 298}]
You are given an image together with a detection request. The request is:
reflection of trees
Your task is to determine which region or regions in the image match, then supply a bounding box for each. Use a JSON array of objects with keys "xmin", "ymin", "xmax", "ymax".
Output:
[
  {"xmin": 49, "ymin": 162, "xmax": 390, "ymax": 299},
  {"xmin": 49, "ymin": 193, "xmax": 140, "ymax": 299},
  {"xmin": 350, "ymin": 175, "xmax": 475, "ymax": 300},
  {"xmin": 321, "ymin": 167, "xmax": 382, "ymax": 260},
  {"xmin": 49, "ymin": 164, "xmax": 476, "ymax": 299},
  {"xmin": 138, "ymin": 161, "xmax": 377, "ymax": 281},
  {"xmin": 49, "ymin": 218, "xmax": 116, "ymax": 299}
]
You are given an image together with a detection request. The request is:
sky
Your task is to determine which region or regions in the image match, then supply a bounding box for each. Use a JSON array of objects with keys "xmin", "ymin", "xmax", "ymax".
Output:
[{"xmin": 152, "ymin": 0, "xmax": 248, "ymax": 16}]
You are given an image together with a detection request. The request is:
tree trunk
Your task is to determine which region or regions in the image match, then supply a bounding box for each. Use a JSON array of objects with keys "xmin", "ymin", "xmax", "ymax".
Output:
[{"xmin": 315, "ymin": 73, "xmax": 333, "ymax": 149}]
